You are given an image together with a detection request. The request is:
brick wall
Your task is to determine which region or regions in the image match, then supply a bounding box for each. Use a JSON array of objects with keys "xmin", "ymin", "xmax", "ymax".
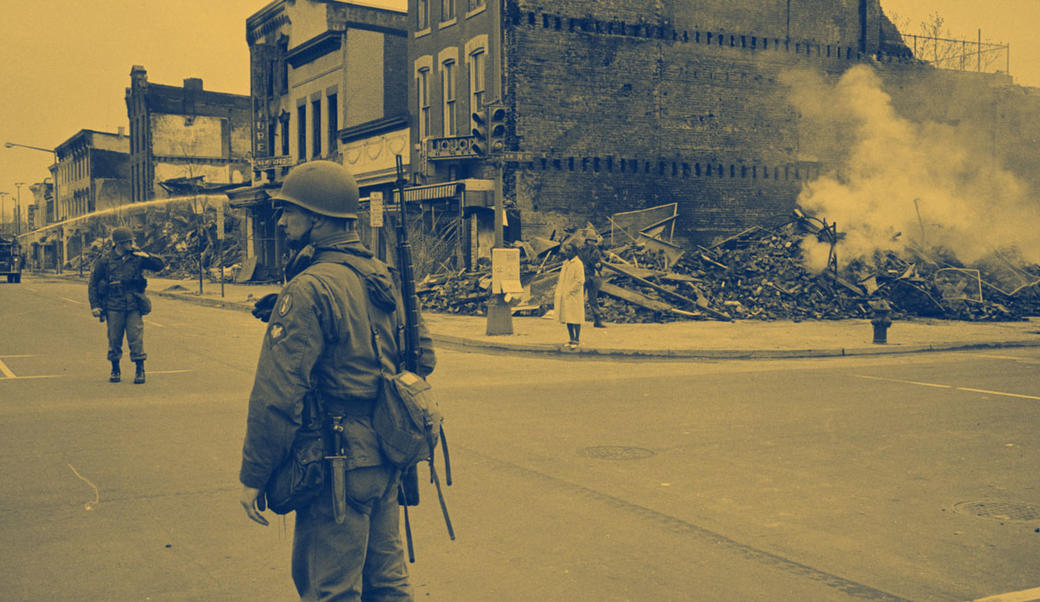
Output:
[
  {"xmin": 500, "ymin": 0, "xmax": 1040, "ymax": 246},
  {"xmin": 505, "ymin": 0, "xmax": 855, "ymax": 243}
]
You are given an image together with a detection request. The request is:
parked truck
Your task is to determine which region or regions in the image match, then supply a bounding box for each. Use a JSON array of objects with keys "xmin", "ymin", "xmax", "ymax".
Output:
[{"xmin": 0, "ymin": 236, "xmax": 23, "ymax": 283}]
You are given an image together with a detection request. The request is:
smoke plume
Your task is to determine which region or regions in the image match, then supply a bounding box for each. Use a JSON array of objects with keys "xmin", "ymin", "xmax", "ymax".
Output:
[{"xmin": 782, "ymin": 65, "xmax": 1040, "ymax": 273}]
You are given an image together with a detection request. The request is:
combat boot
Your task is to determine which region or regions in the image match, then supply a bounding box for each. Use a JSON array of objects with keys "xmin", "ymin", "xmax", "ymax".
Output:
[
  {"xmin": 109, "ymin": 361, "xmax": 121, "ymax": 383},
  {"xmin": 134, "ymin": 361, "xmax": 146, "ymax": 384}
]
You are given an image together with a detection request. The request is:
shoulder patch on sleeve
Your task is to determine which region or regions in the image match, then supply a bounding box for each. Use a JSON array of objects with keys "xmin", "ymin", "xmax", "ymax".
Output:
[{"xmin": 277, "ymin": 293, "xmax": 293, "ymax": 317}]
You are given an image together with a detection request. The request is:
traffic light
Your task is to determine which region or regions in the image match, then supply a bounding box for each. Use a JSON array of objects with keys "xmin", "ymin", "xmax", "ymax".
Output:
[
  {"xmin": 471, "ymin": 109, "xmax": 489, "ymax": 156},
  {"xmin": 488, "ymin": 107, "xmax": 506, "ymax": 154}
]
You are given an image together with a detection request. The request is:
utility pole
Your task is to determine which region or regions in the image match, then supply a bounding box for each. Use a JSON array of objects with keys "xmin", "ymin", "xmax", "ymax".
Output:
[{"xmin": 484, "ymin": 156, "xmax": 513, "ymax": 335}]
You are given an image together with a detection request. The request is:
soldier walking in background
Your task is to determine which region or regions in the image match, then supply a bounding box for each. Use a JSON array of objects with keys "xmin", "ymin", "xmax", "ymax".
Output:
[
  {"xmin": 576, "ymin": 227, "xmax": 606, "ymax": 328},
  {"xmin": 87, "ymin": 226, "xmax": 164, "ymax": 384}
]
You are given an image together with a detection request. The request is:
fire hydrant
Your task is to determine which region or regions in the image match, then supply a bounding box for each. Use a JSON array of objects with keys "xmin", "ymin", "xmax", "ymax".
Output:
[{"xmin": 869, "ymin": 298, "xmax": 893, "ymax": 344}]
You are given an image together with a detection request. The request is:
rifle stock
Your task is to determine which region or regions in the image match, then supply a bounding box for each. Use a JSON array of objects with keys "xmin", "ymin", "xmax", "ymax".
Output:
[
  {"xmin": 393, "ymin": 155, "xmax": 455, "ymax": 547},
  {"xmin": 394, "ymin": 154, "xmax": 423, "ymax": 374}
]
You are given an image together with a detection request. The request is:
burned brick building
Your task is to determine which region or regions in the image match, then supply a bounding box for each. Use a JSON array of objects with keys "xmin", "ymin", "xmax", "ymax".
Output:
[
  {"xmin": 408, "ymin": 0, "xmax": 1040, "ymax": 247},
  {"xmin": 125, "ymin": 66, "xmax": 252, "ymax": 204}
]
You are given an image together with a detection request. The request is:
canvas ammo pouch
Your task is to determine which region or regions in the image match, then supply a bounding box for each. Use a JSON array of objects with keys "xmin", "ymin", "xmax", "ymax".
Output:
[
  {"xmin": 264, "ymin": 393, "xmax": 326, "ymax": 515},
  {"xmin": 372, "ymin": 370, "xmax": 442, "ymax": 469},
  {"xmin": 264, "ymin": 428, "xmax": 325, "ymax": 515}
]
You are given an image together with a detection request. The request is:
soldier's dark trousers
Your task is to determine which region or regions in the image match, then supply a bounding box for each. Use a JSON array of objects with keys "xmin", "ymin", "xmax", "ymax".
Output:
[
  {"xmin": 292, "ymin": 465, "xmax": 410, "ymax": 601},
  {"xmin": 106, "ymin": 310, "xmax": 146, "ymax": 362},
  {"xmin": 585, "ymin": 276, "xmax": 603, "ymax": 324}
]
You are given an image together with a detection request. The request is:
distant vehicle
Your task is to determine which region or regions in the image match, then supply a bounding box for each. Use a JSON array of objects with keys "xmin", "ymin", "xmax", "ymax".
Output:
[{"xmin": 0, "ymin": 236, "xmax": 23, "ymax": 283}]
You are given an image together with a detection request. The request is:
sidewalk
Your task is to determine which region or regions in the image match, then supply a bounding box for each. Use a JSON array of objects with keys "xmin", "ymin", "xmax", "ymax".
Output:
[{"xmin": 41, "ymin": 272, "xmax": 1040, "ymax": 359}]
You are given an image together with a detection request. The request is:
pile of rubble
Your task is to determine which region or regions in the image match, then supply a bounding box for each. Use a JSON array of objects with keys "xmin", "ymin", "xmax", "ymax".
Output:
[
  {"xmin": 75, "ymin": 202, "xmax": 243, "ymax": 281},
  {"xmin": 415, "ymin": 211, "xmax": 1040, "ymax": 323}
]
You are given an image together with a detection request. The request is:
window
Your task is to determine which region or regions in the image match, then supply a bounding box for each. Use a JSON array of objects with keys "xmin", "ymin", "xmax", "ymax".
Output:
[
  {"xmin": 441, "ymin": 0, "xmax": 455, "ymax": 22},
  {"xmin": 442, "ymin": 59, "xmax": 456, "ymax": 136},
  {"xmin": 297, "ymin": 105, "xmax": 307, "ymax": 160},
  {"xmin": 417, "ymin": 68, "xmax": 430, "ymax": 139},
  {"xmin": 268, "ymin": 119, "xmax": 276, "ymax": 156},
  {"xmin": 468, "ymin": 0, "xmax": 485, "ymax": 10},
  {"xmin": 312, "ymin": 99, "xmax": 322, "ymax": 157},
  {"xmin": 327, "ymin": 93, "xmax": 338, "ymax": 152},
  {"xmin": 417, "ymin": 0, "xmax": 428, "ymax": 29},
  {"xmin": 469, "ymin": 48, "xmax": 485, "ymax": 114},
  {"xmin": 280, "ymin": 113, "xmax": 290, "ymax": 156}
]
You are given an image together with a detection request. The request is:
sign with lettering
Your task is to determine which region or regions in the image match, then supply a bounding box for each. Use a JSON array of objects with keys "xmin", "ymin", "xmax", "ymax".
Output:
[
  {"xmin": 491, "ymin": 248, "xmax": 523, "ymax": 294},
  {"xmin": 369, "ymin": 192, "xmax": 384, "ymax": 228},
  {"xmin": 252, "ymin": 155, "xmax": 296, "ymax": 170}
]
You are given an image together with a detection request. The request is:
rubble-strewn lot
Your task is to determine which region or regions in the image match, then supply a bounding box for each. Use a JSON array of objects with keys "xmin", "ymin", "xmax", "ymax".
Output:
[{"xmin": 416, "ymin": 213, "xmax": 1040, "ymax": 323}]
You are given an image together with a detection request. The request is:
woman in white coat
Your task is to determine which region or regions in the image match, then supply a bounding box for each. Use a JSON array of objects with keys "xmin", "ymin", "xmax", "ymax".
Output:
[{"xmin": 554, "ymin": 242, "xmax": 586, "ymax": 347}]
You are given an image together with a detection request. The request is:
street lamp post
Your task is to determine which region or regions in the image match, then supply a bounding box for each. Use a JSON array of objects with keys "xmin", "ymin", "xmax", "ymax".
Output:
[
  {"xmin": 14, "ymin": 182, "xmax": 24, "ymax": 236},
  {"xmin": 5, "ymin": 141, "xmax": 59, "ymax": 272}
]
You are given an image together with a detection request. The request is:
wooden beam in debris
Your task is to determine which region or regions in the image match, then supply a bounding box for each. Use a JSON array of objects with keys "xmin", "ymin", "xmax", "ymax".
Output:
[
  {"xmin": 600, "ymin": 282, "xmax": 701, "ymax": 318},
  {"xmin": 602, "ymin": 261, "xmax": 732, "ymax": 321}
]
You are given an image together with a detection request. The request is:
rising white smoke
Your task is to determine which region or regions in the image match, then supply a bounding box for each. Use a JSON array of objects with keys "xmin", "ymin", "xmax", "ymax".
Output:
[{"xmin": 781, "ymin": 65, "xmax": 1040, "ymax": 273}]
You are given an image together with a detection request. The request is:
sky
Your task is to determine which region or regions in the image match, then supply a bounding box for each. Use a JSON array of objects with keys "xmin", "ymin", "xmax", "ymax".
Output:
[{"xmin": 0, "ymin": 0, "xmax": 1037, "ymax": 226}]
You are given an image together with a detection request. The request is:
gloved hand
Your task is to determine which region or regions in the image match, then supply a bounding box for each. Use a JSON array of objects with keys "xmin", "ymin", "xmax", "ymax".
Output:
[{"xmin": 251, "ymin": 293, "xmax": 280, "ymax": 323}]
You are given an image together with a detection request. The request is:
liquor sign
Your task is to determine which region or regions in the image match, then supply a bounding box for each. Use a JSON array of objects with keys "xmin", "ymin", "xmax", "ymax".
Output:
[{"xmin": 426, "ymin": 136, "xmax": 481, "ymax": 161}]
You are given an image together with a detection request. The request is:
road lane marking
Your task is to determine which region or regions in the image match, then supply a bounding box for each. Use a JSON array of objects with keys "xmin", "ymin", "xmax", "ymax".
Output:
[
  {"xmin": 968, "ymin": 353, "xmax": 1040, "ymax": 365},
  {"xmin": 0, "ymin": 374, "xmax": 62, "ymax": 381},
  {"xmin": 957, "ymin": 387, "xmax": 1040, "ymax": 401},
  {"xmin": 0, "ymin": 359, "xmax": 15, "ymax": 378},
  {"xmin": 0, "ymin": 355, "xmax": 36, "ymax": 358},
  {"xmin": 855, "ymin": 374, "xmax": 952, "ymax": 389},
  {"xmin": 973, "ymin": 585, "xmax": 1040, "ymax": 601},
  {"xmin": 145, "ymin": 319, "xmax": 165, "ymax": 328},
  {"xmin": 60, "ymin": 296, "xmax": 83, "ymax": 304},
  {"xmin": 855, "ymin": 375, "xmax": 1040, "ymax": 401}
]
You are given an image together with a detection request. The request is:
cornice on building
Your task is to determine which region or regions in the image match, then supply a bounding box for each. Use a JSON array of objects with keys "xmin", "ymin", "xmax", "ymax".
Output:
[
  {"xmin": 247, "ymin": 0, "xmax": 290, "ymax": 45},
  {"xmin": 286, "ymin": 30, "xmax": 343, "ymax": 67},
  {"xmin": 338, "ymin": 114, "xmax": 409, "ymax": 144}
]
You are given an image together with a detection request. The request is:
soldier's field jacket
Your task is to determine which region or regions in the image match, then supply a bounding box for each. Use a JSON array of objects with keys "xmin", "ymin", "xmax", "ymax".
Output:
[
  {"xmin": 239, "ymin": 232, "xmax": 436, "ymax": 491},
  {"xmin": 88, "ymin": 249, "xmax": 165, "ymax": 312}
]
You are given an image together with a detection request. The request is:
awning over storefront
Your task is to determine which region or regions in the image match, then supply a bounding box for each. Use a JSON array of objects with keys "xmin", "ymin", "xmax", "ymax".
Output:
[
  {"xmin": 399, "ymin": 182, "xmax": 460, "ymax": 203},
  {"xmin": 227, "ymin": 183, "xmax": 279, "ymax": 209}
]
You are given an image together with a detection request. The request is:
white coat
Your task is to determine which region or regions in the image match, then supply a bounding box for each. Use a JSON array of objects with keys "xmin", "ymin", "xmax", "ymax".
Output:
[{"xmin": 554, "ymin": 256, "xmax": 586, "ymax": 324}]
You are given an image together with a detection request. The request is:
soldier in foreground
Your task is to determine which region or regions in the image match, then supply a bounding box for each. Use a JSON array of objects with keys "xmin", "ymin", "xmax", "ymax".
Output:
[
  {"xmin": 238, "ymin": 161, "xmax": 435, "ymax": 600},
  {"xmin": 87, "ymin": 226, "xmax": 164, "ymax": 384}
]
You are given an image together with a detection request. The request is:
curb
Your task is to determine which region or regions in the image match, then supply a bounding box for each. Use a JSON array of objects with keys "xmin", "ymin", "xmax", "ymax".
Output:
[
  {"xmin": 38, "ymin": 272, "xmax": 1040, "ymax": 360},
  {"xmin": 431, "ymin": 333, "xmax": 1040, "ymax": 360}
]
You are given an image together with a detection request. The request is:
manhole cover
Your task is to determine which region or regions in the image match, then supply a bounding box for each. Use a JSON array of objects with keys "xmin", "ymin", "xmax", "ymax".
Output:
[
  {"xmin": 581, "ymin": 446, "xmax": 655, "ymax": 460},
  {"xmin": 954, "ymin": 500, "xmax": 1040, "ymax": 521}
]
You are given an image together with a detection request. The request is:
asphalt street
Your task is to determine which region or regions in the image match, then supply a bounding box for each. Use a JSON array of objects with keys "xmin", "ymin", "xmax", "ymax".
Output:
[{"xmin": 2, "ymin": 276, "xmax": 1039, "ymax": 601}]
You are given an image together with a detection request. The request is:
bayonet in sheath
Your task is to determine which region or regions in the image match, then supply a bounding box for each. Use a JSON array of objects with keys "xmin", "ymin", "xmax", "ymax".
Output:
[{"xmin": 327, "ymin": 416, "xmax": 349, "ymax": 524}]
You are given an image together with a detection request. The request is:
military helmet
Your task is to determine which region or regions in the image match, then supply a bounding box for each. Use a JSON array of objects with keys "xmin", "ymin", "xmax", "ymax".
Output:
[
  {"xmin": 271, "ymin": 160, "xmax": 359, "ymax": 219},
  {"xmin": 111, "ymin": 227, "xmax": 133, "ymax": 244}
]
